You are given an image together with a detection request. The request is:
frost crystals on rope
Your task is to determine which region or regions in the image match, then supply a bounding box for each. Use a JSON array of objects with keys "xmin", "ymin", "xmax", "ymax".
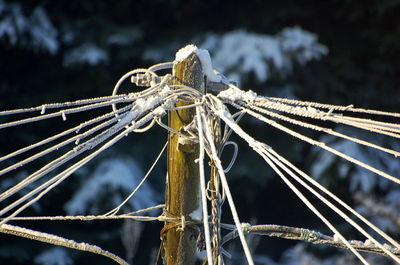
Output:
[{"xmin": 0, "ymin": 45, "xmax": 399, "ymax": 265}]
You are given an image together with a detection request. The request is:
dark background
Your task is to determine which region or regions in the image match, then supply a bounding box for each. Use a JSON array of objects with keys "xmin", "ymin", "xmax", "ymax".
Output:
[{"xmin": 1, "ymin": 0, "xmax": 399, "ymax": 264}]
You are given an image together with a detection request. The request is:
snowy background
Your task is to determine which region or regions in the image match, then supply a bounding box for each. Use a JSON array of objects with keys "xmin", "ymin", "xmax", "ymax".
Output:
[{"xmin": 1, "ymin": 0, "xmax": 399, "ymax": 264}]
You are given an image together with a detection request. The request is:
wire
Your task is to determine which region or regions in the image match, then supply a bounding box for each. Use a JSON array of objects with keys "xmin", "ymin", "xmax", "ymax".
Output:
[
  {"xmin": 196, "ymin": 104, "xmax": 214, "ymax": 265},
  {"xmin": 201, "ymin": 106, "xmax": 255, "ymax": 265},
  {"xmin": 104, "ymin": 142, "xmax": 168, "ymax": 216},
  {"xmin": 221, "ymin": 141, "xmax": 238, "ymax": 173}
]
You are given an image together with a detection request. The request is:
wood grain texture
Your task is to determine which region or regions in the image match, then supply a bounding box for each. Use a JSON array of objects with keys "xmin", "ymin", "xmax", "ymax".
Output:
[{"xmin": 162, "ymin": 51, "xmax": 204, "ymax": 265}]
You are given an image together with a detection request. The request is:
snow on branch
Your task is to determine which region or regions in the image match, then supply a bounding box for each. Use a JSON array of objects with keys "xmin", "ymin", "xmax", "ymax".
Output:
[
  {"xmin": 63, "ymin": 43, "xmax": 109, "ymax": 66},
  {"xmin": 203, "ymin": 27, "xmax": 328, "ymax": 84},
  {"xmin": 144, "ymin": 27, "xmax": 328, "ymax": 84},
  {"xmin": 0, "ymin": 2, "xmax": 58, "ymax": 54}
]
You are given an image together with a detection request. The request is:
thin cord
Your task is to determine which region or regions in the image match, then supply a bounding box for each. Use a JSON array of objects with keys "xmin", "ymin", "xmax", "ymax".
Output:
[
  {"xmin": 201, "ymin": 108, "xmax": 255, "ymax": 265},
  {"xmin": 148, "ymin": 62, "xmax": 173, "ymax": 72},
  {"xmin": 261, "ymin": 153, "xmax": 370, "ymax": 264},
  {"xmin": 0, "ymin": 105, "xmax": 131, "ymax": 163},
  {"xmin": 104, "ymin": 141, "xmax": 168, "ymax": 216},
  {"xmin": 0, "ymin": 94, "xmax": 131, "ymax": 116},
  {"xmin": 212, "ymin": 103, "xmax": 370, "ymax": 263},
  {"xmin": 0, "ymin": 110, "xmax": 133, "ymax": 202},
  {"xmin": 0, "ymin": 106, "xmax": 133, "ymax": 178},
  {"xmin": 196, "ymin": 104, "xmax": 214, "ymax": 265},
  {"xmin": 263, "ymin": 150, "xmax": 400, "ymax": 262},
  {"xmin": 230, "ymin": 101, "xmax": 400, "ymax": 185},
  {"xmin": 268, "ymin": 97, "xmax": 400, "ymax": 118},
  {"xmin": 220, "ymin": 141, "xmax": 238, "ymax": 173},
  {"xmin": 0, "ymin": 110, "xmax": 159, "ymax": 224},
  {"xmin": 245, "ymin": 104, "xmax": 400, "ymax": 157},
  {"xmin": 0, "ymin": 97, "xmax": 135, "ymax": 130},
  {"xmin": 267, "ymin": 148, "xmax": 400, "ymax": 250},
  {"xmin": 210, "ymin": 94, "xmax": 399, "ymax": 263}
]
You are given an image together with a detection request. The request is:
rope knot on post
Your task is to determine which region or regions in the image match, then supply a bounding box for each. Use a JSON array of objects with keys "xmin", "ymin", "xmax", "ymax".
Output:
[{"xmin": 160, "ymin": 209, "xmax": 201, "ymax": 240}]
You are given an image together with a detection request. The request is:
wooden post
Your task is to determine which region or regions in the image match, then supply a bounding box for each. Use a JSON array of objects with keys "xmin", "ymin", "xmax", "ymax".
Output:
[{"xmin": 162, "ymin": 46, "xmax": 205, "ymax": 265}]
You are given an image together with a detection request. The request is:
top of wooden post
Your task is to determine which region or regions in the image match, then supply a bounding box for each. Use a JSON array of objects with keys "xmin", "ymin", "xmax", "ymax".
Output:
[
  {"xmin": 175, "ymin": 44, "xmax": 222, "ymax": 84},
  {"xmin": 172, "ymin": 45, "xmax": 206, "ymax": 95}
]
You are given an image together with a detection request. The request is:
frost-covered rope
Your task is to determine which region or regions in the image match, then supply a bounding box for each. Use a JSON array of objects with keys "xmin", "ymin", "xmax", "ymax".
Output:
[
  {"xmin": 0, "ymin": 97, "xmax": 168, "ymax": 223},
  {"xmin": 0, "ymin": 97, "xmax": 137, "ymax": 130},
  {"xmin": 209, "ymin": 115, "xmax": 224, "ymax": 265},
  {"xmin": 253, "ymin": 97, "xmax": 400, "ymax": 138},
  {"xmin": 200, "ymin": 105, "xmax": 255, "ymax": 265},
  {"xmin": 154, "ymin": 117, "xmax": 194, "ymax": 141},
  {"xmin": 243, "ymin": 103, "xmax": 400, "ymax": 157},
  {"xmin": 167, "ymin": 84, "xmax": 204, "ymax": 99},
  {"xmin": 0, "ymin": 94, "xmax": 132, "ymax": 116},
  {"xmin": 111, "ymin": 67, "xmax": 165, "ymax": 114},
  {"xmin": 209, "ymin": 101, "xmax": 369, "ymax": 263},
  {"xmin": 167, "ymin": 102, "xmax": 203, "ymax": 111},
  {"xmin": 198, "ymin": 100, "xmax": 225, "ymax": 264},
  {"xmin": 209, "ymin": 94, "xmax": 399, "ymax": 263},
  {"xmin": 221, "ymin": 87, "xmax": 400, "ymax": 137},
  {"xmin": 0, "ymin": 112, "xmax": 137, "ymax": 220},
  {"xmin": 4, "ymin": 204, "xmax": 167, "ymax": 222},
  {"xmin": 0, "ymin": 109, "xmax": 135, "ymax": 202},
  {"xmin": 268, "ymin": 97, "xmax": 400, "ymax": 118},
  {"xmin": 0, "ymin": 111, "xmax": 159, "ymax": 226},
  {"xmin": 220, "ymin": 223, "xmax": 400, "ymax": 257},
  {"xmin": 0, "ymin": 106, "xmax": 133, "ymax": 179},
  {"xmin": 330, "ymin": 115, "xmax": 400, "ymax": 134},
  {"xmin": 148, "ymin": 62, "xmax": 173, "ymax": 72},
  {"xmin": 266, "ymin": 148, "xmax": 400, "ymax": 251},
  {"xmin": 220, "ymin": 111, "xmax": 244, "ymax": 153},
  {"xmin": 217, "ymin": 90, "xmax": 400, "ymax": 185},
  {"xmin": 261, "ymin": 153, "xmax": 368, "ymax": 265},
  {"xmin": 0, "ymin": 87, "xmax": 175, "ymax": 216},
  {"xmin": 234, "ymin": 102, "xmax": 400, "ymax": 185},
  {"xmin": 0, "ymin": 223, "xmax": 129, "ymax": 265},
  {"xmin": 1, "ymin": 214, "xmax": 168, "ymax": 222},
  {"xmin": 262, "ymin": 150, "xmax": 400, "ymax": 262},
  {"xmin": 266, "ymin": 148, "xmax": 400, "ymax": 252},
  {"xmin": 0, "ymin": 89, "xmax": 172, "ymax": 204},
  {"xmin": 221, "ymin": 141, "xmax": 238, "ymax": 173},
  {"xmin": 131, "ymin": 118, "xmax": 157, "ymax": 133},
  {"xmin": 196, "ymin": 104, "xmax": 214, "ymax": 265},
  {"xmin": 0, "ymin": 104, "xmax": 132, "ymax": 164}
]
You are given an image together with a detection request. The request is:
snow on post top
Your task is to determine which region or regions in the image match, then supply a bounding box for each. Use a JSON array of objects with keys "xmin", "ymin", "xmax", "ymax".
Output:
[
  {"xmin": 175, "ymin": 44, "xmax": 198, "ymax": 62},
  {"xmin": 175, "ymin": 44, "xmax": 221, "ymax": 83}
]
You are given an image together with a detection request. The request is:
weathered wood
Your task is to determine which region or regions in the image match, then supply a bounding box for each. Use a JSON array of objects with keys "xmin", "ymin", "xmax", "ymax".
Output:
[{"xmin": 162, "ymin": 49, "xmax": 205, "ymax": 265}]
